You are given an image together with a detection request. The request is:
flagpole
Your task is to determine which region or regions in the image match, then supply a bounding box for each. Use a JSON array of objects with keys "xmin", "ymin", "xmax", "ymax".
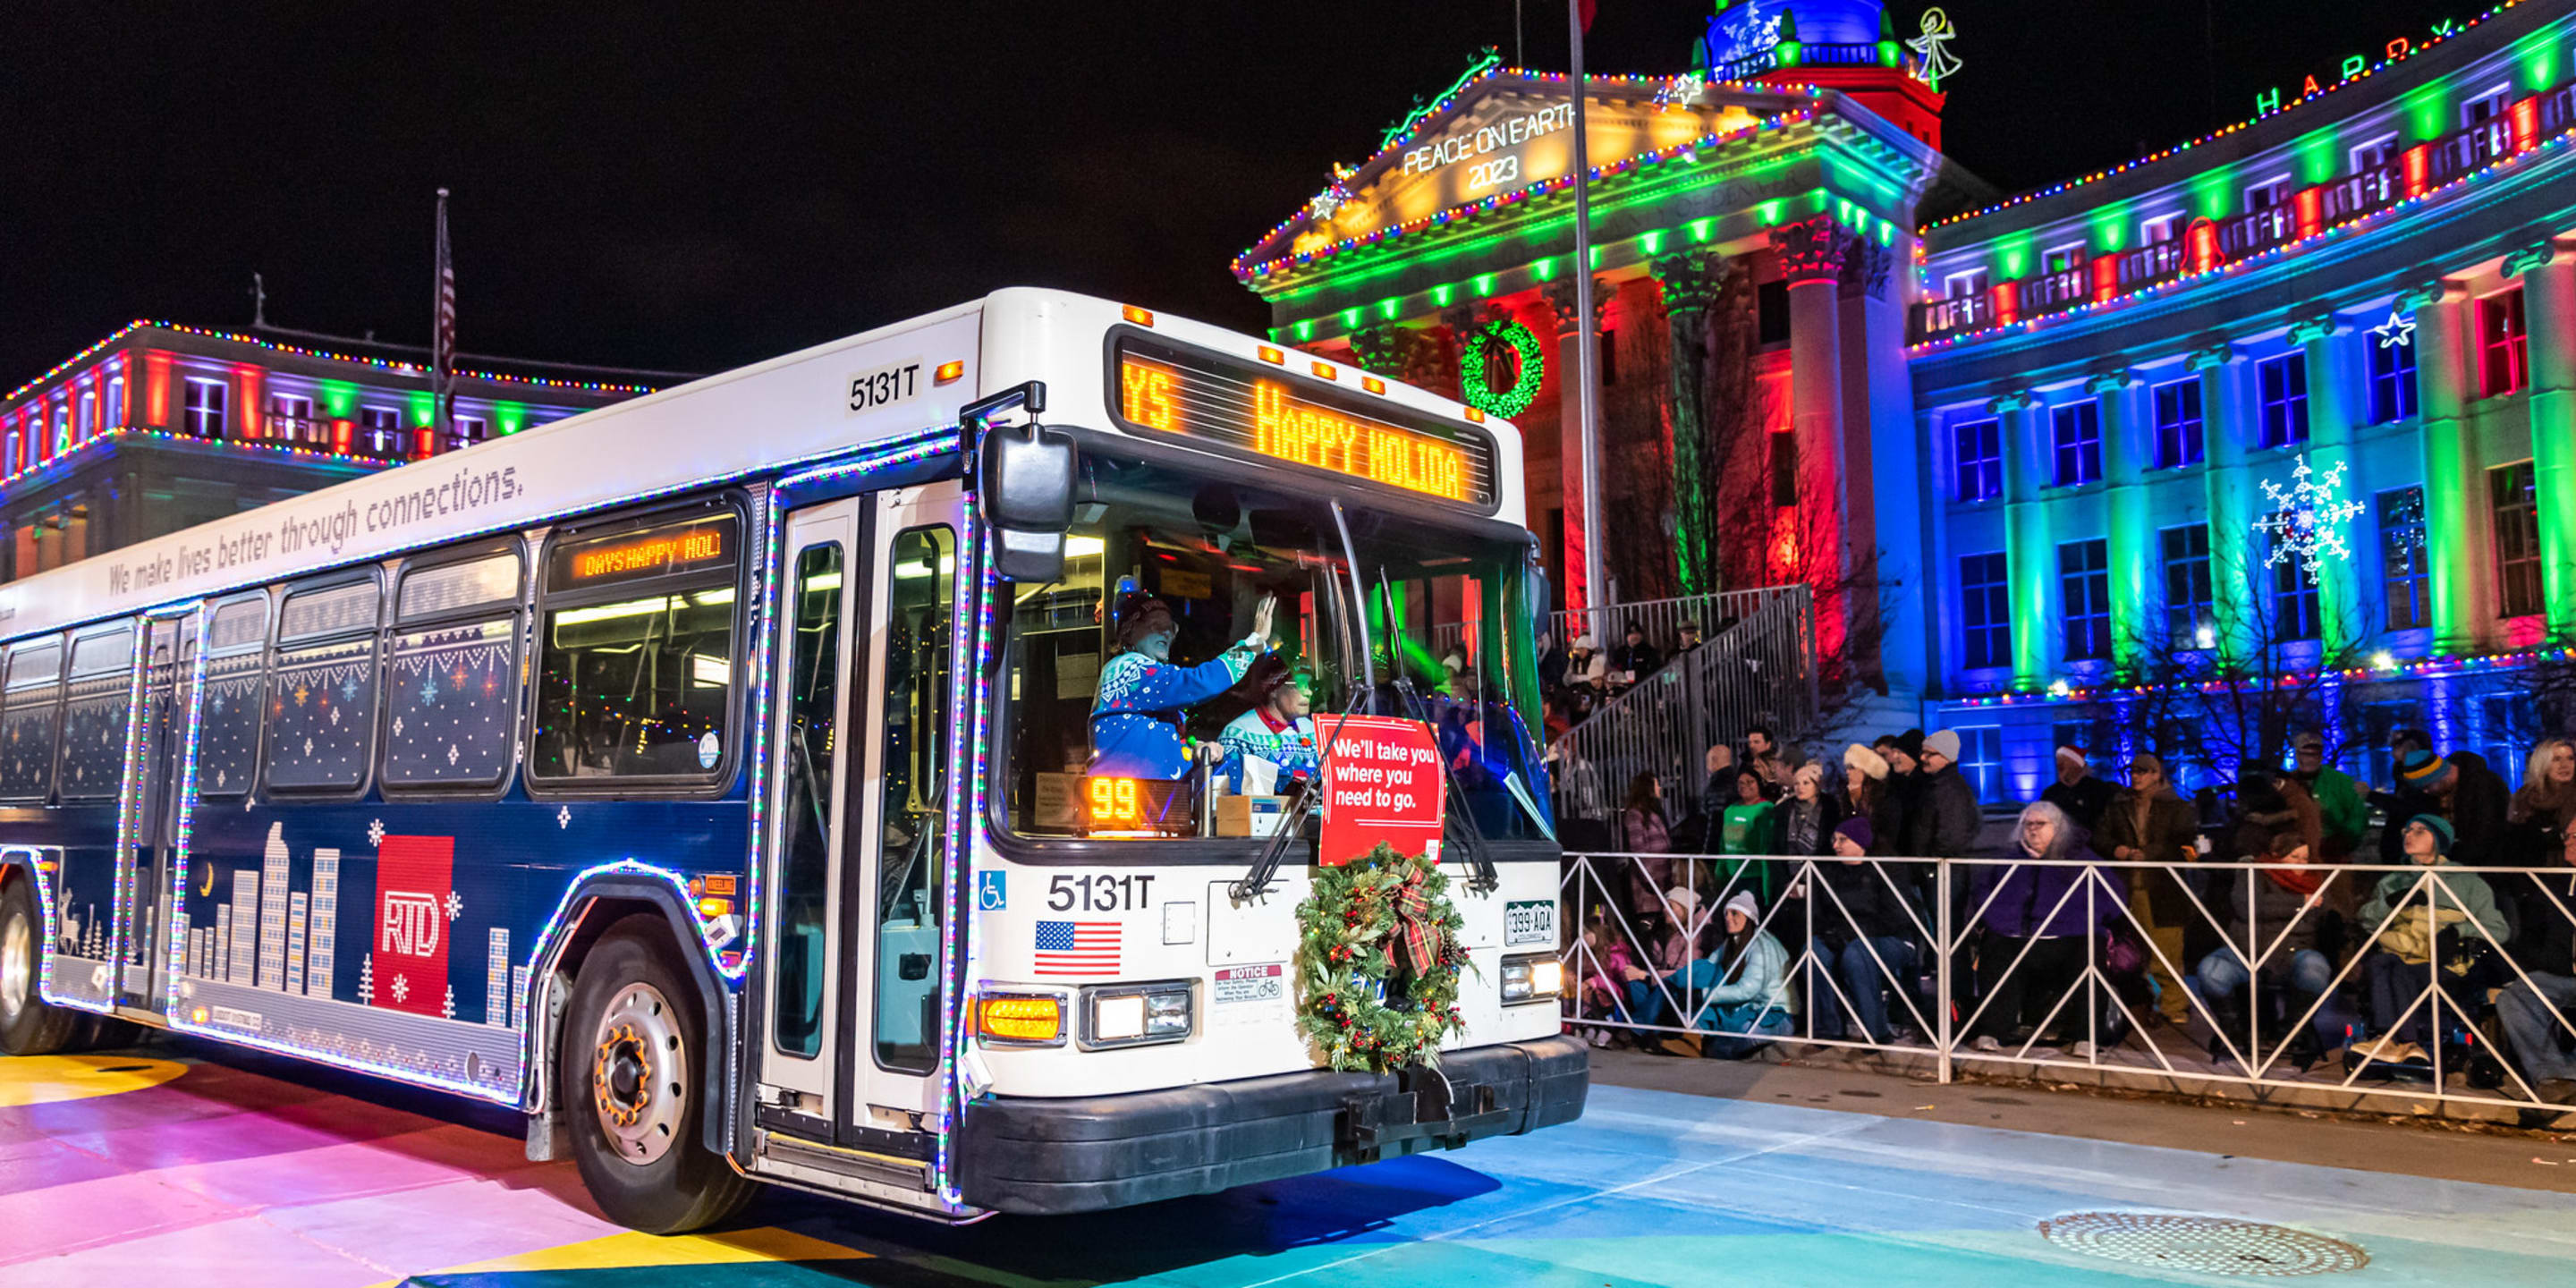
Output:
[
  {"xmin": 1566, "ymin": 1, "xmax": 1609, "ymax": 640},
  {"xmin": 433, "ymin": 188, "xmax": 454, "ymax": 454}
]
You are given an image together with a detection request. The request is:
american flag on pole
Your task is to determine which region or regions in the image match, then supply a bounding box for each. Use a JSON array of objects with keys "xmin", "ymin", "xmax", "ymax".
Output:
[
  {"xmin": 1032, "ymin": 919, "xmax": 1121, "ymax": 977},
  {"xmin": 432, "ymin": 188, "xmax": 456, "ymax": 445}
]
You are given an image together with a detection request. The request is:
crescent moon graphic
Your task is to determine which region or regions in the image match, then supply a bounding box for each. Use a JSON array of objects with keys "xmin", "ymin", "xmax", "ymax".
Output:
[{"xmin": 197, "ymin": 865, "xmax": 217, "ymax": 898}]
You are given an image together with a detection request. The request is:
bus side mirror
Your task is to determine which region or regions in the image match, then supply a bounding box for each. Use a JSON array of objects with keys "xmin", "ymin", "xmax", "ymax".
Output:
[{"xmin": 977, "ymin": 421, "xmax": 1078, "ymax": 582}]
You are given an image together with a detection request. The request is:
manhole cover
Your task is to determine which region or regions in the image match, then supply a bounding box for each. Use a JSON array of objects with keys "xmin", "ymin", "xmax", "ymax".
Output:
[{"xmin": 2037, "ymin": 1212, "xmax": 2368, "ymax": 1276}]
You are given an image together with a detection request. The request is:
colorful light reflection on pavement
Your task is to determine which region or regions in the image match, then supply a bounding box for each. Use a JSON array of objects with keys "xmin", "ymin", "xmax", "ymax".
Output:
[{"xmin": 5, "ymin": 1044, "xmax": 2575, "ymax": 1286}]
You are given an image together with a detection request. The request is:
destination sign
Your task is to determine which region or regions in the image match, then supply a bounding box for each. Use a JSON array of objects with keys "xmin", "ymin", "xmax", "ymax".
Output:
[
  {"xmin": 1111, "ymin": 337, "xmax": 1495, "ymax": 508},
  {"xmin": 555, "ymin": 516, "xmax": 736, "ymax": 589}
]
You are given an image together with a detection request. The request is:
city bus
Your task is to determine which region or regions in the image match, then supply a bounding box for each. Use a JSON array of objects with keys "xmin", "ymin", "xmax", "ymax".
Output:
[{"xmin": 0, "ymin": 289, "xmax": 1585, "ymax": 1232}]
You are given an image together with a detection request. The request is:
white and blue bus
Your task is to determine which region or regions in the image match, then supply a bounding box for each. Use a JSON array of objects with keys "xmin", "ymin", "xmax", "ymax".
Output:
[{"xmin": 0, "ymin": 290, "xmax": 1583, "ymax": 1230}]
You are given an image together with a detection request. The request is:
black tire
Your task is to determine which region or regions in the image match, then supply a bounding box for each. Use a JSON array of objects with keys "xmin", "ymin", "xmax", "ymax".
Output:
[
  {"xmin": 73, "ymin": 1013, "xmax": 144, "ymax": 1052},
  {"xmin": 561, "ymin": 914, "xmax": 755, "ymax": 1233},
  {"xmin": 1, "ymin": 876, "xmax": 80, "ymax": 1056}
]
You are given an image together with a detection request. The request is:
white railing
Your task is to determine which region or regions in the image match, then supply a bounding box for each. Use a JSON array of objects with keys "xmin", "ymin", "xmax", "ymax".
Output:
[{"xmin": 1561, "ymin": 852, "xmax": 2576, "ymax": 1116}]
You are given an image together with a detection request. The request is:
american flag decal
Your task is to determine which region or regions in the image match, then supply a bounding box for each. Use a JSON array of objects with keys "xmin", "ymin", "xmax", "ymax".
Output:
[{"xmin": 1032, "ymin": 919, "xmax": 1121, "ymax": 977}]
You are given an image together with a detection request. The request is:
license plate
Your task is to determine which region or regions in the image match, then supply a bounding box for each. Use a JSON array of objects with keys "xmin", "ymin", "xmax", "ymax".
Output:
[{"xmin": 1504, "ymin": 900, "xmax": 1554, "ymax": 947}]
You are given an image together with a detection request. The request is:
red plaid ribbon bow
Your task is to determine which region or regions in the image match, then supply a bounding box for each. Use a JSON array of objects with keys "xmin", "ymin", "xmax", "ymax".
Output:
[{"xmin": 1384, "ymin": 866, "xmax": 1445, "ymax": 976}]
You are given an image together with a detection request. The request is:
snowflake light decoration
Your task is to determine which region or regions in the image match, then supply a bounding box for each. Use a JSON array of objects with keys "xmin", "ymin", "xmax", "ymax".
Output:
[{"xmin": 2255, "ymin": 458, "xmax": 2367, "ymax": 578}]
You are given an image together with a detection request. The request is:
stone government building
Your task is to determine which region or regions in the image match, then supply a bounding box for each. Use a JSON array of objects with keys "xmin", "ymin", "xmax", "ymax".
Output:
[{"xmin": 1235, "ymin": 0, "xmax": 2576, "ymax": 802}]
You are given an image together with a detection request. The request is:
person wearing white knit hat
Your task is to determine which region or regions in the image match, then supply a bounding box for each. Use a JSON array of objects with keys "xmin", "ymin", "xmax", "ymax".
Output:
[
  {"xmin": 1918, "ymin": 728, "xmax": 1981, "ymax": 858},
  {"xmin": 1843, "ymin": 742, "xmax": 1898, "ymax": 859}
]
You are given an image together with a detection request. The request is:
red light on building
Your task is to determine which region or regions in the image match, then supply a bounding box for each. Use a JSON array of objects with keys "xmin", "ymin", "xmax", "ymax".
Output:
[
  {"xmin": 2294, "ymin": 186, "xmax": 2323, "ymax": 238},
  {"xmin": 2512, "ymin": 95, "xmax": 2540, "ymax": 151},
  {"xmin": 2089, "ymin": 256, "xmax": 2119, "ymax": 302},
  {"xmin": 332, "ymin": 419, "xmax": 353, "ymax": 454},
  {"xmin": 235, "ymin": 366, "xmax": 263, "ymax": 440},
  {"xmin": 2185, "ymin": 218, "xmax": 2222, "ymax": 273},
  {"xmin": 2402, "ymin": 144, "xmax": 2431, "ymax": 197},
  {"xmin": 1993, "ymin": 279, "xmax": 2020, "ymax": 325},
  {"xmin": 414, "ymin": 428, "xmax": 436, "ymax": 460},
  {"xmin": 143, "ymin": 352, "xmax": 172, "ymax": 427}
]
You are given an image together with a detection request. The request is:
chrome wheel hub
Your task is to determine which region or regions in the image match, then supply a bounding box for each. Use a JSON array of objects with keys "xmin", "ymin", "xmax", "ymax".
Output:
[
  {"xmin": 590, "ymin": 981, "xmax": 683, "ymax": 1165},
  {"xmin": 1, "ymin": 908, "xmax": 30, "ymax": 1026}
]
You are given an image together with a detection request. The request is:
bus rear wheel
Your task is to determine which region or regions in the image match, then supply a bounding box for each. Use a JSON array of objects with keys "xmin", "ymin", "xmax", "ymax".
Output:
[
  {"xmin": 560, "ymin": 915, "xmax": 755, "ymax": 1233},
  {"xmin": 1, "ymin": 877, "xmax": 80, "ymax": 1056}
]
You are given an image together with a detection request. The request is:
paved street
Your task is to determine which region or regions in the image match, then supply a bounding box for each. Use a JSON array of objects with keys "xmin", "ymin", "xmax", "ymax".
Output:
[{"xmin": 6, "ymin": 1040, "xmax": 2576, "ymax": 1285}]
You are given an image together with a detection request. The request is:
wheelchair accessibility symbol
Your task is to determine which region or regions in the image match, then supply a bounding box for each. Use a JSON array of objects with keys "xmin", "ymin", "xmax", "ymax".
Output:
[{"xmin": 976, "ymin": 871, "xmax": 1007, "ymax": 911}]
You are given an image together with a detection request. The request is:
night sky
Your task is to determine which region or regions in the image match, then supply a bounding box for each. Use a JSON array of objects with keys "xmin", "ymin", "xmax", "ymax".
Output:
[{"xmin": 3, "ymin": 1, "xmax": 2462, "ymax": 385}]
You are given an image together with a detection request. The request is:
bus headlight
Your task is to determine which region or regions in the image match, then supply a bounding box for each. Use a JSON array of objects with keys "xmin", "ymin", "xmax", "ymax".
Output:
[
  {"xmin": 1501, "ymin": 953, "xmax": 1563, "ymax": 1004},
  {"xmin": 977, "ymin": 993, "xmax": 1066, "ymax": 1046},
  {"xmin": 1080, "ymin": 980, "xmax": 1194, "ymax": 1048}
]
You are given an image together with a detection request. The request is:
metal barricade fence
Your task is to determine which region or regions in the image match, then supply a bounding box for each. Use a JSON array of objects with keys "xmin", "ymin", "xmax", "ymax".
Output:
[{"xmin": 1558, "ymin": 852, "xmax": 2576, "ymax": 1115}]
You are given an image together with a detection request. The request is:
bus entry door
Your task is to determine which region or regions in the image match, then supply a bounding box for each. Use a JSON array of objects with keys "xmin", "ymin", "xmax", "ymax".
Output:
[{"xmin": 751, "ymin": 485, "xmax": 956, "ymax": 1181}]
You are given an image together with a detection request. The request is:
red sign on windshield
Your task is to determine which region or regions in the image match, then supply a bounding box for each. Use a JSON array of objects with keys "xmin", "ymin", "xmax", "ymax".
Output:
[{"xmin": 1318, "ymin": 716, "xmax": 1445, "ymax": 866}]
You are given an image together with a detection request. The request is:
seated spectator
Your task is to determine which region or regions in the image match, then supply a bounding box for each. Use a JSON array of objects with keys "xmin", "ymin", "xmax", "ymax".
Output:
[
  {"xmin": 1608, "ymin": 622, "xmax": 1660, "ymax": 689},
  {"xmin": 1717, "ymin": 767, "xmax": 1780, "ymax": 901},
  {"xmin": 2194, "ymin": 827, "xmax": 2337, "ymax": 1067},
  {"xmin": 2098, "ymin": 752, "xmax": 2199, "ymax": 1028},
  {"xmin": 2376, "ymin": 748, "xmax": 2452, "ymax": 864},
  {"xmin": 1696, "ymin": 892, "xmax": 1796, "ymax": 1058},
  {"xmin": 2352, "ymin": 816, "xmax": 2504, "ymax": 1066},
  {"xmin": 1969, "ymin": 801, "xmax": 2115, "ymax": 1053},
  {"xmin": 2448, "ymin": 749, "xmax": 2513, "ymax": 865},
  {"xmin": 1746, "ymin": 724, "xmax": 1793, "ymax": 790},
  {"xmin": 1617, "ymin": 773, "xmax": 1674, "ymax": 922},
  {"xmin": 2040, "ymin": 745, "xmax": 2116, "ymax": 835},
  {"xmin": 1809, "ymin": 817, "xmax": 1926, "ymax": 1045},
  {"xmin": 1563, "ymin": 635, "xmax": 1610, "ymax": 715},
  {"xmin": 1843, "ymin": 742, "xmax": 1902, "ymax": 858},
  {"xmin": 1673, "ymin": 620, "xmax": 1706, "ymax": 655},
  {"xmin": 2497, "ymin": 813, "xmax": 2576, "ymax": 1104}
]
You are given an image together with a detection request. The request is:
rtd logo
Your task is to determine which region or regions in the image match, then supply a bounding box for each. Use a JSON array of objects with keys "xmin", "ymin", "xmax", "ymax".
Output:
[{"xmin": 380, "ymin": 891, "xmax": 443, "ymax": 958}]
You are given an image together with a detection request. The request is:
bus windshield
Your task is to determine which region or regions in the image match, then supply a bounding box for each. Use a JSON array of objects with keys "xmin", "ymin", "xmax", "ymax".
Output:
[{"xmin": 996, "ymin": 453, "xmax": 1552, "ymax": 848}]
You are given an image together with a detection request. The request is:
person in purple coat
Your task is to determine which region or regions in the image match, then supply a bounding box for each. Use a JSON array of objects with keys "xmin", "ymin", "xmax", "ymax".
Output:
[{"xmin": 1968, "ymin": 800, "xmax": 2117, "ymax": 1052}]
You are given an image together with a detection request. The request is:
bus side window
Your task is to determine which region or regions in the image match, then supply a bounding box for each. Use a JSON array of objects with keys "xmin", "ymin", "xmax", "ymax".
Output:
[
  {"xmin": 197, "ymin": 594, "xmax": 271, "ymax": 797},
  {"xmin": 0, "ymin": 638, "xmax": 65, "ymax": 802},
  {"xmin": 384, "ymin": 549, "xmax": 523, "ymax": 788},
  {"xmin": 530, "ymin": 507, "xmax": 742, "ymax": 784},
  {"xmin": 265, "ymin": 580, "xmax": 383, "ymax": 792},
  {"xmin": 57, "ymin": 623, "xmax": 137, "ymax": 801},
  {"xmin": 874, "ymin": 524, "xmax": 952, "ymax": 1074}
]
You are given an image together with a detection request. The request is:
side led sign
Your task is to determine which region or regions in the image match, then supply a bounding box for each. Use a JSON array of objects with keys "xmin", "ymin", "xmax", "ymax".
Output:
[
  {"xmin": 1112, "ymin": 338, "xmax": 1496, "ymax": 508},
  {"xmin": 558, "ymin": 517, "xmax": 735, "ymax": 588}
]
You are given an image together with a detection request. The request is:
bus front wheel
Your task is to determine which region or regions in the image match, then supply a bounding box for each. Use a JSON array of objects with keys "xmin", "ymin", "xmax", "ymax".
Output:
[
  {"xmin": 560, "ymin": 915, "xmax": 755, "ymax": 1233},
  {"xmin": 0, "ymin": 877, "xmax": 79, "ymax": 1056}
]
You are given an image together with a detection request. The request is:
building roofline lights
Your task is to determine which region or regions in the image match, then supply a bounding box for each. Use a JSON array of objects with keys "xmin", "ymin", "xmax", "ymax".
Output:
[{"xmin": 5, "ymin": 321, "xmax": 662, "ymax": 410}]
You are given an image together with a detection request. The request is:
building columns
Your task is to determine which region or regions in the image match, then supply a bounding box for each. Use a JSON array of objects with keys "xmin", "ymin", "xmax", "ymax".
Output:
[
  {"xmin": 2089, "ymin": 368, "xmax": 2148, "ymax": 672},
  {"xmin": 2190, "ymin": 343, "xmax": 2251, "ymax": 660},
  {"xmin": 1991, "ymin": 388, "xmax": 2050, "ymax": 689},
  {"xmin": 1651, "ymin": 250, "xmax": 1735, "ymax": 597},
  {"xmin": 2408, "ymin": 280, "xmax": 2490, "ymax": 652},
  {"xmin": 2292, "ymin": 312, "xmax": 2363, "ymax": 654},
  {"xmin": 2512, "ymin": 242, "xmax": 2576, "ymax": 641},
  {"xmin": 1545, "ymin": 276, "xmax": 1609, "ymax": 612}
]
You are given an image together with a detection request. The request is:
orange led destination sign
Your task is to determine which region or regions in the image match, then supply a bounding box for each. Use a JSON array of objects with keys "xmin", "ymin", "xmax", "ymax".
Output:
[
  {"xmin": 564, "ymin": 521, "xmax": 731, "ymax": 585},
  {"xmin": 1114, "ymin": 339, "xmax": 1494, "ymax": 508}
]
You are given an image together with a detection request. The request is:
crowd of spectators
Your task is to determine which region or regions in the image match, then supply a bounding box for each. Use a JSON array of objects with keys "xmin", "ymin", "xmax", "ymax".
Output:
[{"xmin": 1564, "ymin": 719, "xmax": 2576, "ymax": 1105}]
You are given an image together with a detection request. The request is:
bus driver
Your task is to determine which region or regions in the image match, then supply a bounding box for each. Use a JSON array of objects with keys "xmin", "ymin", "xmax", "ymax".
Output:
[{"xmin": 1089, "ymin": 590, "xmax": 1275, "ymax": 779}]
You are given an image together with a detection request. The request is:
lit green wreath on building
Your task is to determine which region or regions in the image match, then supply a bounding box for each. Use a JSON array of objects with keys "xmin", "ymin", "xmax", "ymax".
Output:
[{"xmin": 1461, "ymin": 318, "xmax": 1544, "ymax": 419}]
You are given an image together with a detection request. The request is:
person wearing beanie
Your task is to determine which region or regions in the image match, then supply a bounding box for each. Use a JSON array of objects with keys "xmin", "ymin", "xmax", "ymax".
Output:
[
  {"xmin": 1806, "ymin": 810, "xmax": 1924, "ymax": 1044},
  {"xmin": 1772, "ymin": 759, "xmax": 1844, "ymax": 857},
  {"xmin": 1622, "ymin": 887, "xmax": 1795, "ymax": 1058},
  {"xmin": 2353, "ymin": 812, "xmax": 2504, "ymax": 1066},
  {"xmin": 2041, "ymin": 744, "xmax": 2116, "ymax": 834},
  {"xmin": 1913, "ymin": 727, "xmax": 1981, "ymax": 858},
  {"xmin": 2097, "ymin": 750, "xmax": 2201, "ymax": 1027},
  {"xmin": 2377, "ymin": 748, "xmax": 2459, "ymax": 864}
]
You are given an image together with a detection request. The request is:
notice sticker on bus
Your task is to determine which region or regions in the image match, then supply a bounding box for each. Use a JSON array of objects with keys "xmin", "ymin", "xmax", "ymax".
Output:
[{"xmin": 1212, "ymin": 962, "xmax": 1285, "ymax": 1013}]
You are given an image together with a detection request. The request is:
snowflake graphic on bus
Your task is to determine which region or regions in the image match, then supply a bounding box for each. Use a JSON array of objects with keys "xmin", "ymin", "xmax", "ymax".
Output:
[{"xmin": 369, "ymin": 835, "xmax": 456, "ymax": 1018}]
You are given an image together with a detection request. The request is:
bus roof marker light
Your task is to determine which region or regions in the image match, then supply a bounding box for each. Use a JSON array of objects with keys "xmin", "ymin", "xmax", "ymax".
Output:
[
  {"xmin": 1121, "ymin": 305, "xmax": 1155, "ymax": 327},
  {"xmin": 1361, "ymin": 375, "xmax": 1386, "ymax": 394},
  {"xmin": 1311, "ymin": 360, "xmax": 1338, "ymax": 380},
  {"xmin": 1464, "ymin": 407, "xmax": 1487, "ymax": 423},
  {"xmin": 1258, "ymin": 345, "xmax": 1285, "ymax": 365}
]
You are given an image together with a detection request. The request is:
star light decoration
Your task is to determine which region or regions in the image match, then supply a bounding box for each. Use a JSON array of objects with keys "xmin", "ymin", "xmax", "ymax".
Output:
[
  {"xmin": 1656, "ymin": 72, "xmax": 1707, "ymax": 111},
  {"xmin": 2371, "ymin": 307, "xmax": 2416, "ymax": 348},
  {"xmin": 2256, "ymin": 458, "xmax": 2368, "ymax": 578}
]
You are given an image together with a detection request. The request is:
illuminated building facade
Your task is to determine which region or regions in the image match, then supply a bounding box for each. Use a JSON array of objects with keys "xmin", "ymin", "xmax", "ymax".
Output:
[
  {"xmin": 1244, "ymin": 0, "xmax": 2576, "ymax": 800},
  {"xmin": 0, "ymin": 323, "xmax": 646, "ymax": 584}
]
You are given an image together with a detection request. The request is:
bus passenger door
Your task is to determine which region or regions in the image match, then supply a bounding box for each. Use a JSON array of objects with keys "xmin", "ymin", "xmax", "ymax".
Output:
[
  {"xmin": 123, "ymin": 615, "xmax": 189, "ymax": 1008},
  {"xmin": 753, "ymin": 500, "xmax": 865, "ymax": 1138}
]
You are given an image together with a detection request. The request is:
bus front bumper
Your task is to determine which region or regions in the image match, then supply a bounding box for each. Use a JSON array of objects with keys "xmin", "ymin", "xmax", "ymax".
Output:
[{"xmin": 956, "ymin": 1033, "xmax": 1588, "ymax": 1216}]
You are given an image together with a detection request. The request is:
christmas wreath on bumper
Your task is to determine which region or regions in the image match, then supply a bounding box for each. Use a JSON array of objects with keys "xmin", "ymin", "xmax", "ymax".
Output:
[{"xmin": 1294, "ymin": 843, "xmax": 1470, "ymax": 1072}]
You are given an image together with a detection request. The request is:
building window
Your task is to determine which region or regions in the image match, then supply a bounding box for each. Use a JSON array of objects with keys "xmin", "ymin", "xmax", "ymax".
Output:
[
  {"xmin": 182, "ymin": 377, "xmax": 227, "ymax": 437},
  {"xmin": 1767, "ymin": 431, "xmax": 1798, "ymax": 508},
  {"xmin": 2368, "ymin": 325, "xmax": 2419, "ymax": 422},
  {"xmin": 453, "ymin": 414, "xmax": 489, "ymax": 445},
  {"xmin": 1956, "ymin": 725, "xmax": 2007, "ymax": 802},
  {"xmin": 2050, "ymin": 399, "xmax": 2102, "ymax": 487},
  {"xmin": 2161, "ymin": 524, "xmax": 2215, "ymax": 648},
  {"xmin": 2478, "ymin": 691, "xmax": 2538, "ymax": 779},
  {"xmin": 1597, "ymin": 329, "xmax": 1618, "ymax": 386},
  {"xmin": 2244, "ymin": 174, "xmax": 2291, "ymax": 209},
  {"xmin": 2378, "ymin": 487, "xmax": 2429, "ymax": 631},
  {"xmin": 2267, "ymin": 517, "xmax": 2321, "ymax": 640},
  {"xmin": 1944, "ymin": 268, "xmax": 1989, "ymax": 299},
  {"xmin": 2492, "ymin": 461, "xmax": 2543, "ymax": 617},
  {"xmin": 2479, "ymin": 289, "xmax": 2528, "ymax": 398},
  {"xmin": 2140, "ymin": 211, "xmax": 2182, "ymax": 245},
  {"xmin": 2462, "ymin": 82, "xmax": 2511, "ymax": 126},
  {"xmin": 1953, "ymin": 417, "xmax": 2001, "ymax": 502},
  {"xmin": 2350, "ymin": 132, "xmax": 2400, "ymax": 172},
  {"xmin": 2043, "ymin": 242, "xmax": 2087, "ymax": 274},
  {"xmin": 77, "ymin": 390, "xmax": 97, "ymax": 438},
  {"xmin": 1960, "ymin": 552, "xmax": 2012, "ymax": 670},
  {"xmin": 1757, "ymin": 279, "xmax": 1790, "ymax": 345},
  {"xmin": 269, "ymin": 393, "xmax": 315, "ymax": 439},
  {"xmin": 2151, "ymin": 377, "xmax": 2204, "ymax": 468},
  {"xmin": 2059, "ymin": 538, "xmax": 2110, "ymax": 660},
  {"xmin": 360, "ymin": 407, "xmax": 403, "ymax": 453},
  {"xmin": 104, "ymin": 376, "xmax": 123, "ymax": 428},
  {"xmin": 2257, "ymin": 352, "xmax": 2309, "ymax": 448}
]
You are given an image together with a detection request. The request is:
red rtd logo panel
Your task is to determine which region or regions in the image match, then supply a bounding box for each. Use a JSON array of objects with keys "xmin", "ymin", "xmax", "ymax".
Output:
[{"xmin": 1318, "ymin": 716, "xmax": 1445, "ymax": 866}]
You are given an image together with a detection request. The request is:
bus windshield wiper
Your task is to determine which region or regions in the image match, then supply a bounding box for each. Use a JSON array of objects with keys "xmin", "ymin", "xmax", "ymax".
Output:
[{"xmin": 1229, "ymin": 501, "xmax": 1376, "ymax": 902}]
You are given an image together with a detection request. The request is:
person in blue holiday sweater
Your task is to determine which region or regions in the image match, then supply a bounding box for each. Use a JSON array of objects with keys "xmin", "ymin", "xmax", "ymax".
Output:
[
  {"xmin": 1089, "ymin": 590, "xmax": 1274, "ymax": 779},
  {"xmin": 1217, "ymin": 657, "xmax": 1320, "ymax": 790}
]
